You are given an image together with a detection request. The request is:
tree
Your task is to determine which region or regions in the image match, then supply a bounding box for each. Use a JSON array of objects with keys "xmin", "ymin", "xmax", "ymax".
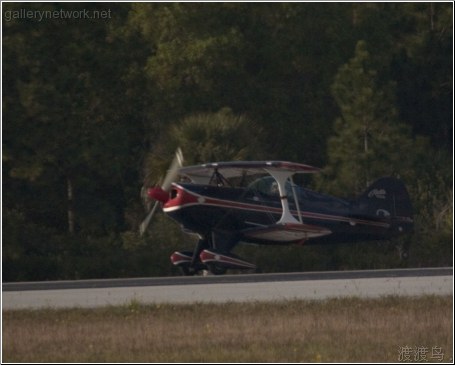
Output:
[
  {"xmin": 128, "ymin": 3, "xmax": 357, "ymax": 164},
  {"xmin": 143, "ymin": 108, "xmax": 265, "ymax": 186},
  {"xmin": 352, "ymin": 2, "xmax": 453, "ymax": 150},
  {"xmin": 3, "ymin": 3, "xmax": 451, "ymax": 280},
  {"xmin": 320, "ymin": 40, "xmax": 427, "ymax": 196},
  {"xmin": 2, "ymin": 3, "xmax": 148, "ymax": 235}
]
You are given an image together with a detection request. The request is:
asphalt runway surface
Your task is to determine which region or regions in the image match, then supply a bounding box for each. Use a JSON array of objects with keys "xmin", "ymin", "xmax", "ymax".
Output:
[{"xmin": 2, "ymin": 267, "xmax": 452, "ymax": 309}]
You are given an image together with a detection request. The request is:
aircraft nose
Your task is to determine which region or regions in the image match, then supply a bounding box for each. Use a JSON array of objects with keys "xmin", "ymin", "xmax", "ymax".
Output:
[{"xmin": 147, "ymin": 186, "xmax": 169, "ymax": 203}]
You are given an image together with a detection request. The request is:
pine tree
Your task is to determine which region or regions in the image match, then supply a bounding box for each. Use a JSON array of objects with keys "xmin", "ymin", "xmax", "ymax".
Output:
[
  {"xmin": 322, "ymin": 40, "xmax": 426, "ymax": 197},
  {"xmin": 143, "ymin": 108, "xmax": 265, "ymax": 186}
]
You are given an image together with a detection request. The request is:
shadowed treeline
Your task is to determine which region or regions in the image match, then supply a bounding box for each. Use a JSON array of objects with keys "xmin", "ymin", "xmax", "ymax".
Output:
[{"xmin": 2, "ymin": 3, "xmax": 452, "ymax": 280}]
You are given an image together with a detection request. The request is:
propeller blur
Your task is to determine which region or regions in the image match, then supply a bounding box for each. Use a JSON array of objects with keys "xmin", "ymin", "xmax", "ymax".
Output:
[{"xmin": 139, "ymin": 148, "xmax": 184, "ymax": 236}]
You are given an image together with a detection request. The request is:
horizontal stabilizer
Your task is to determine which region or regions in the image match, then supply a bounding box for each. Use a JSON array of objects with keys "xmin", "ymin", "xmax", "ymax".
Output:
[{"xmin": 242, "ymin": 223, "xmax": 331, "ymax": 243}]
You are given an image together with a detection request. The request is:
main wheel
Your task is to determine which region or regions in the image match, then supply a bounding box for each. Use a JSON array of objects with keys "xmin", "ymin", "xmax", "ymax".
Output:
[{"xmin": 179, "ymin": 264, "xmax": 196, "ymax": 276}]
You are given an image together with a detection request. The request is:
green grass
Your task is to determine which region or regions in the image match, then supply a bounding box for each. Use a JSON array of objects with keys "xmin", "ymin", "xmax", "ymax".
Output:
[{"xmin": 2, "ymin": 295, "xmax": 453, "ymax": 362}]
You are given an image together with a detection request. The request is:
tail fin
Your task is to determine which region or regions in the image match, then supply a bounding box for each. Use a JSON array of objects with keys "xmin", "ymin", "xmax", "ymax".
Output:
[{"xmin": 355, "ymin": 177, "xmax": 413, "ymax": 233}]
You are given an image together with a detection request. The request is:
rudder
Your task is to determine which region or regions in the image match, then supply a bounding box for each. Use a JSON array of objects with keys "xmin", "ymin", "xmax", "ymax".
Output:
[{"xmin": 355, "ymin": 177, "xmax": 413, "ymax": 233}]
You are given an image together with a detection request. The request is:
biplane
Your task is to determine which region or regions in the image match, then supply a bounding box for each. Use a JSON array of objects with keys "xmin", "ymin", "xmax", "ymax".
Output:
[{"xmin": 141, "ymin": 149, "xmax": 413, "ymax": 275}]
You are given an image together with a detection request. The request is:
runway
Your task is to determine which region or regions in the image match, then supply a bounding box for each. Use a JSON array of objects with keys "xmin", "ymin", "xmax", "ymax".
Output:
[{"xmin": 2, "ymin": 267, "xmax": 452, "ymax": 309}]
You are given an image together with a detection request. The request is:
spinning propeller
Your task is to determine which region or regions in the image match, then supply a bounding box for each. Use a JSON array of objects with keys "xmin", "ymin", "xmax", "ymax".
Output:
[{"xmin": 139, "ymin": 148, "xmax": 184, "ymax": 236}]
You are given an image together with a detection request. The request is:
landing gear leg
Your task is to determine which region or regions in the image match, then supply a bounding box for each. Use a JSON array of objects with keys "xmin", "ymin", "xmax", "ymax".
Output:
[{"xmin": 186, "ymin": 237, "xmax": 208, "ymax": 275}]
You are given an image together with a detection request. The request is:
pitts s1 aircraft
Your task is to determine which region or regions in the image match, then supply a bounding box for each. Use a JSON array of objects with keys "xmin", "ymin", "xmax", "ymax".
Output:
[{"xmin": 140, "ymin": 149, "xmax": 413, "ymax": 275}]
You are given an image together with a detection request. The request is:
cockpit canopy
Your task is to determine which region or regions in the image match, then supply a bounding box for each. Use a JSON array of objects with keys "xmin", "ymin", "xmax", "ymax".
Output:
[
  {"xmin": 247, "ymin": 176, "xmax": 349, "ymax": 210},
  {"xmin": 248, "ymin": 176, "xmax": 290, "ymax": 198}
]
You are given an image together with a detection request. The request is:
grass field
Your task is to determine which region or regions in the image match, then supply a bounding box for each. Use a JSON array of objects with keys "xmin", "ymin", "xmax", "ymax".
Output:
[{"xmin": 2, "ymin": 295, "xmax": 453, "ymax": 362}]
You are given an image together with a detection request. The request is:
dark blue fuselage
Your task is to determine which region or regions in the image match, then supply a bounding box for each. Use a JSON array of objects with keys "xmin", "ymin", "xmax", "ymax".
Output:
[{"xmin": 164, "ymin": 179, "xmax": 396, "ymax": 246}]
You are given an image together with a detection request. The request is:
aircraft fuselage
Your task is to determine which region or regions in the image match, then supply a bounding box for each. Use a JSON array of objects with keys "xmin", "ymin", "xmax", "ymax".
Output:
[{"xmin": 163, "ymin": 182, "xmax": 396, "ymax": 245}]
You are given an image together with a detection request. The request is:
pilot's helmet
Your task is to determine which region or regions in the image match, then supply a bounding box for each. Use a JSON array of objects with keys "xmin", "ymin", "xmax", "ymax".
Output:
[{"xmin": 270, "ymin": 181, "xmax": 279, "ymax": 195}]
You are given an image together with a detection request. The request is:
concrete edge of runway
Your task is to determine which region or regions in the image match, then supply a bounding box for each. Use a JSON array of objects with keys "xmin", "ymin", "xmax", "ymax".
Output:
[
  {"xmin": 2, "ymin": 268, "xmax": 453, "ymax": 309},
  {"xmin": 2, "ymin": 266, "xmax": 453, "ymax": 292}
]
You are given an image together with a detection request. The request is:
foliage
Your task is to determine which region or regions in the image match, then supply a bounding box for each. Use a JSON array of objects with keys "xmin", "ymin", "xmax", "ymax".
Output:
[
  {"xmin": 2, "ymin": 3, "xmax": 452, "ymax": 280},
  {"xmin": 319, "ymin": 40, "xmax": 429, "ymax": 196},
  {"xmin": 143, "ymin": 108, "xmax": 265, "ymax": 186}
]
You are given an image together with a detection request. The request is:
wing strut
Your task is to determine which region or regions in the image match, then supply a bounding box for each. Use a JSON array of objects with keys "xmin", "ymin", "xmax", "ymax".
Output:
[
  {"xmin": 265, "ymin": 169, "xmax": 300, "ymax": 225},
  {"xmin": 290, "ymin": 176, "xmax": 303, "ymax": 223}
]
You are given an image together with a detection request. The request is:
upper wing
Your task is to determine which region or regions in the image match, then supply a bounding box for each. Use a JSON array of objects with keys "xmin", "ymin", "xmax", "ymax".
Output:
[{"xmin": 179, "ymin": 161, "xmax": 320, "ymax": 184}]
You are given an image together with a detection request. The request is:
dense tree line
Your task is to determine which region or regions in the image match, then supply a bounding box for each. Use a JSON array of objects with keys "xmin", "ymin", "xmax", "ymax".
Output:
[{"xmin": 2, "ymin": 3, "xmax": 452, "ymax": 281}]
